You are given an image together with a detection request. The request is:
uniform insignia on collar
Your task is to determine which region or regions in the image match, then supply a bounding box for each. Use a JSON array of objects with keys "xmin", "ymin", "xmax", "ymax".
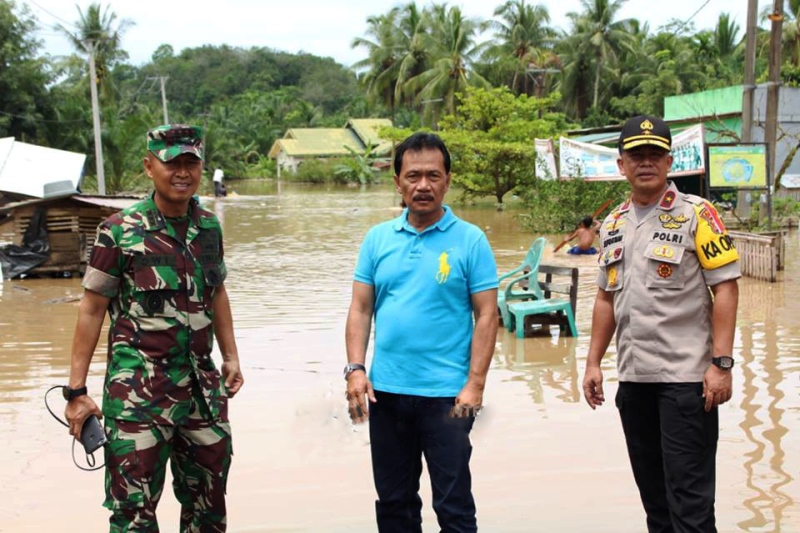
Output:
[
  {"xmin": 657, "ymin": 263, "xmax": 673, "ymax": 279},
  {"xmin": 659, "ymin": 191, "xmax": 677, "ymax": 209}
]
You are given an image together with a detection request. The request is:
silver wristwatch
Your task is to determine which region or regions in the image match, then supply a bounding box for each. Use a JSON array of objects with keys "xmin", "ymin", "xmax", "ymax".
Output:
[{"xmin": 343, "ymin": 363, "xmax": 366, "ymax": 380}]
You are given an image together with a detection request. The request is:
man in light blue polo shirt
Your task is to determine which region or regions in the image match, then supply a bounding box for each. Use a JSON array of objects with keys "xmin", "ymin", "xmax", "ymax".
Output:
[{"xmin": 345, "ymin": 132, "xmax": 499, "ymax": 533}]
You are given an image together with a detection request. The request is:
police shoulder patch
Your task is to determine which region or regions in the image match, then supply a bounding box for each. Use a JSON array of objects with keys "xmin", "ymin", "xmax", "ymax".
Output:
[{"xmin": 693, "ymin": 202, "xmax": 738, "ymax": 269}]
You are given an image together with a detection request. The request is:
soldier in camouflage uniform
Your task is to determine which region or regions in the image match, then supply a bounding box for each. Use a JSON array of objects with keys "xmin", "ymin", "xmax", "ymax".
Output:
[{"xmin": 64, "ymin": 124, "xmax": 244, "ymax": 532}]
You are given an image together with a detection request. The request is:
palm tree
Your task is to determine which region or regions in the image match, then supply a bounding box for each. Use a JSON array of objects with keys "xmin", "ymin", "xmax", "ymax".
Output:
[
  {"xmin": 57, "ymin": 2, "xmax": 133, "ymax": 103},
  {"xmin": 566, "ymin": 0, "xmax": 634, "ymax": 112},
  {"xmin": 556, "ymin": 19, "xmax": 594, "ymax": 120},
  {"xmin": 483, "ymin": 0, "xmax": 556, "ymax": 96},
  {"xmin": 352, "ymin": 12, "xmax": 403, "ymax": 122},
  {"xmin": 780, "ymin": 0, "xmax": 800, "ymax": 67},
  {"xmin": 393, "ymin": 3, "xmax": 430, "ymax": 110},
  {"xmin": 408, "ymin": 4, "xmax": 489, "ymax": 123}
]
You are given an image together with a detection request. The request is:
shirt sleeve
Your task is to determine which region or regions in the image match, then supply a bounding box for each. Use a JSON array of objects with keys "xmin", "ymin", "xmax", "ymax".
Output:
[
  {"xmin": 81, "ymin": 222, "xmax": 122, "ymax": 298},
  {"xmin": 693, "ymin": 201, "xmax": 739, "ymax": 270},
  {"xmin": 353, "ymin": 229, "xmax": 375, "ymax": 286},
  {"xmin": 468, "ymin": 233, "xmax": 499, "ymax": 294}
]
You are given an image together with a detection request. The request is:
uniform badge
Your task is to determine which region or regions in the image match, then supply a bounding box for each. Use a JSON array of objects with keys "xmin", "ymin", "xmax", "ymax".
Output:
[
  {"xmin": 698, "ymin": 201, "xmax": 725, "ymax": 235},
  {"xmin": 146, "ymin": 293, "xmax": 165, "ymax": 314},
  {"xmin": 657, "ymin": 263, "xmax": 673, "ymax": 279},
  {"xmin": 653, "ymin": 245, "xmax": 674, "ymax": 259},
  {"xmin": 608, "ymin": 266, "xmax": 618, "ymax": 287},
  {"xmin": 659, "ymin": 213, "xmax": 687, "ymax": 230},
  {"xmin": 659, "ymin": 191, "xmax": 677, "ymax": 209}
]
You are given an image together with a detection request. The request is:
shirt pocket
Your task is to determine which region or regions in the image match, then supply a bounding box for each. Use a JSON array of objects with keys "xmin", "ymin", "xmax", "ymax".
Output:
[
  {"xmin": 599, "ymin": 245, "xmax": 624, "ymax": 292},
  {"xmin": 644, "ymin": 243, "xmax": 685, "ymax": 289},
  {"xmin": 130, "ymin": 264, "xmax": 180, "ymax": 326}
]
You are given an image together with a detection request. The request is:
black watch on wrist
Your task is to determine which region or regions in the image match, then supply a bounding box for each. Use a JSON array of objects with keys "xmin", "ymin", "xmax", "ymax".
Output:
[
  {"xmin": 343, "ymin": 363, "xmax": 366, "ymax": 380},
  {"xmin": 62, "ymin": 386, "xmax": 87, "ymax": 401},
  {"xmin": 711, "ymin": 356, "xmax": 734, "ymax": 370}
]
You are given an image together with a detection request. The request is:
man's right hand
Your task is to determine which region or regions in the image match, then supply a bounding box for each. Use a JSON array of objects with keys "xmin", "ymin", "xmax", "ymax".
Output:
[
  {"xmin": 582, "ymin": 365, "xmax": 605, "ymax": 410},
  {"xmin": 64, "ymin": 395, "xmax": 103, "ymax": 438},
  {"xmin": 346, "ymin": 371, "xmax": 376, "ymax": 424}
]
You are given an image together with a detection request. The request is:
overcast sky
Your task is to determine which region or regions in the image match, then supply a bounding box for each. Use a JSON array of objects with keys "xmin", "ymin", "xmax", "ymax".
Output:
[{"xmin": 24, "ymin": 0, "xmax": 754, "ymax": 68}]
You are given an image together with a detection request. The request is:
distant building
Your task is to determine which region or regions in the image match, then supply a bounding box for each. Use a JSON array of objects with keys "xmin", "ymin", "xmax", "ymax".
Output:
[{"xmin": 268, "ymin": 118, "xmax": 393, "ymax": 177}]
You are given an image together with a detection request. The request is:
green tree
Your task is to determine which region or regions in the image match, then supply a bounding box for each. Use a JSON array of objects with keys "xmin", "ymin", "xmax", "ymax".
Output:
[
  {"xmin": 57, "ymin": 2, "xmax": 133, "ymax": 103},
  {"xmin": 0, "ymin": 0, "xmax": 55, "ymax": 142},
  {"xmin": 352, "ymin": 12, "xmax": 403, "ymax": 121},
  {"xmin": 565, "ymin": 0, "xmax": 634, "ymax": 114},
  {"xmin": 436, "ymin": 86, "xmax": 574, "ymax": 204},
  {"xmin": 408, "ymin": 4, "xmax": 489, "ymax": 124},
  {"xmin": 482, "ymin": 0, "xmax": 556, "ymax": 97}
]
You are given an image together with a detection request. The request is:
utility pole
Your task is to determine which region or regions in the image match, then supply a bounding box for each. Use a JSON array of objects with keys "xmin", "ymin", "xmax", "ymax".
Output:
[
  {"xmin": 87, "ymin": 40, "xmax": 106, "ymax": 196},
  {"xmin": 159, "ymin": 76, "xmax": 169, "ymax": 123},
  {"xmin": 741, "ymin": 0, "xmax": 758, "ymax": 142},
  {"xmin": 764, "ymin": 0, "xmax": 784, "ymax": 228},
  {"xmin": 147, "ymin": 76, "xmax": 170, "ymax": 123}
]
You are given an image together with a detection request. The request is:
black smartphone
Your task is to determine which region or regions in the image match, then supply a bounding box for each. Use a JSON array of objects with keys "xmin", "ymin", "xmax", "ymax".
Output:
[{"xmin": 80, "ymin": 415, "xmax": 107, "ymax": 454}]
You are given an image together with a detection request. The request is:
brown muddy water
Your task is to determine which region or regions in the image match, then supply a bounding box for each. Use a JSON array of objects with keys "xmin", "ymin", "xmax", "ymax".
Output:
[{"xmin": 0, "ymin": 182, "xmax": 798, "ymax": 532}]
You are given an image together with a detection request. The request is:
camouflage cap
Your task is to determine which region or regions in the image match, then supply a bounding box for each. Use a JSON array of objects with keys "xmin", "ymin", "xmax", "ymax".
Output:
[{"xmin": 146, "ymin": 124, "xmax": 205, "ymax": 162}]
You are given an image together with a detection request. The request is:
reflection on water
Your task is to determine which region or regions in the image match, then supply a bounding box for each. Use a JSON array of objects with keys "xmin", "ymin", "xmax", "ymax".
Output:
[{"xmin": 0, "ymin": 182, "xmax": 798, "ymax": 530}]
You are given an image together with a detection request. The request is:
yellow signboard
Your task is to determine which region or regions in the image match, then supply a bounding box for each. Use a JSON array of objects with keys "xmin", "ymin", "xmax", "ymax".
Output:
[{"xmin": 708, "ymin": 144, "xmax": 768, "ymax": 188}]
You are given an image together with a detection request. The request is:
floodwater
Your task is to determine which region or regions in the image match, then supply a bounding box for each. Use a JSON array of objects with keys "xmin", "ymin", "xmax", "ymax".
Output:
[{"xmin": 0, "ymin": 182, "xmax": 798, "ymax": 532}]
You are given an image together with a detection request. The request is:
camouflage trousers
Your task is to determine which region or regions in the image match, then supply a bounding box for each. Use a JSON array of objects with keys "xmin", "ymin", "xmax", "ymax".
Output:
[{"xmin": 102, "ymin": 402, "xmax": 232, "ymax": 532}]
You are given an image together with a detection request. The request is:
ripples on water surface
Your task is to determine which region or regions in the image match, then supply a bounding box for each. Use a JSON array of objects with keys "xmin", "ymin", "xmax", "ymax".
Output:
[{"xmin": 0, "ymin": 182, "xmax": 797, "ymax": 530}]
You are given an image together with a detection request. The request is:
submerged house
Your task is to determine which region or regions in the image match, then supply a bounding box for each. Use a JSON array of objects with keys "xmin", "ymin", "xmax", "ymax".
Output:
[{"xmin": 268, "ymin": 118, "xmax": 393, "ymax": 177}]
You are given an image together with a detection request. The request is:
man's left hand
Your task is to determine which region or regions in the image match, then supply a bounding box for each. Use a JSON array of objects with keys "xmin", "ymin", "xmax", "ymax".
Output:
[
  {"xmin": 703, "ymin": 365, "xmax": 732, "ymax": 412},
  {"xmin": 222, "ymin": 360, "xmax": 244, "ymax": 398}
]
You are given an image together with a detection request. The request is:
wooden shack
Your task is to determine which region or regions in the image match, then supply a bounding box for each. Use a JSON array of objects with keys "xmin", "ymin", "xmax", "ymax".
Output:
[{"xmin": 0, "ymin": 195, "xmax": 138, "ymax": 276}]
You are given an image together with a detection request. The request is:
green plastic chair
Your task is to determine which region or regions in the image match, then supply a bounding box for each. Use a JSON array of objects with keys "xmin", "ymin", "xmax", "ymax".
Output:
[{"xmin": 497, "ymin": 237, "xmax": 547, "ymax": 328}]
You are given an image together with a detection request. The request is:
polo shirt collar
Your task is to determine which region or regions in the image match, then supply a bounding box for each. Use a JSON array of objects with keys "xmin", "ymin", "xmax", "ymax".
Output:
[{"xmin": 393, "ymin": 205, "xmax": 456, "ymax": 234}]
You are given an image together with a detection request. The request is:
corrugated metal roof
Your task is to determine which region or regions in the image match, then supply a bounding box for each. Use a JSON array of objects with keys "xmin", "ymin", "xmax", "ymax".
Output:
[
  {"xmin": 272, "ymin": 128, "xmax": 364, "ymax": 157},
  {"xmin": 346, "ymin": 118, "xmax": 394, "ymax": 154},
  {"xmin": 269, "ymin": 118, "xmax": 395, "ymax": 159},
  {"xmin": 0, "ymin": 194, "xmax": 139, "ymax": 214}
]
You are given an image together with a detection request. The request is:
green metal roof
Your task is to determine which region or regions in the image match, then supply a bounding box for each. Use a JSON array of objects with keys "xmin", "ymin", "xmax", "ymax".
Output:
[
  {"xmin": 664, "ymin": 86, "xmax": 744, "ymax": 121},
  {"xmin": 268, "ymin": 119, "xmax": 394, "ymax": 159},
  {"xmin": 269, "ymin": 128, "xmax": 363, "ymax": 158}
]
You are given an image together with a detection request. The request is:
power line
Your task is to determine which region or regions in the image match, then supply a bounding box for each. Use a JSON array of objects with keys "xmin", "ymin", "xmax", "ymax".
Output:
[
  {"xmin": 0, "ymin": 109, "xmax": 87, "ymax": 124},
  {"xmin": 673, "ymin": 0, "xmax": 713, "ymax": 33},
  {"xmin": 26, "ymin": 0, "xmax": 76, "ymax": 29}
]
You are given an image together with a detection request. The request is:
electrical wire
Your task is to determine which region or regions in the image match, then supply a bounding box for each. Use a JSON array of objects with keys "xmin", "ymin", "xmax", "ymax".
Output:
[
  {"xmin": 673, "ymin": 0, "xmax": 713, "ymax": 33},
  {"xmin": 0, "ymin": 109, "xmax": 88, "ymax": 124},
  {"xmin": 26, "ymin": 0, "xmax": 77, "ymax": 29}
]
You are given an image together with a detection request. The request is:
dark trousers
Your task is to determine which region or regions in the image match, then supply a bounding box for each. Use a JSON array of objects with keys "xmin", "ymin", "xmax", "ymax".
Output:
[
  {"xmin": 616, "ymin": 382, "xmax": 719, "ymax": 533},
  {"xmin": 369, "ymin": 391, "xmax": 476, "ymax": 533}
]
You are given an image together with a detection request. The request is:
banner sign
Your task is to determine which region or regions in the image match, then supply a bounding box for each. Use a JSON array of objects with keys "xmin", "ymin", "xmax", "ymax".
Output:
[
  {"xmin": 558, "ymin": 124, "xmax": 707, "ymax": 181},
  {"xmin": 669, "ymin": 124, "xmax": 705, "ymax": 176},
  {"xmin": 558, "ymin": 137, "xmax": 621, "ymax": 180},
  {"xmin": 707, "ymin": 144, "xmax": 768, "ymax": 188},
  {"xmin": 534, "ymin": 138, "xmax": 558, "ymax": 180}
]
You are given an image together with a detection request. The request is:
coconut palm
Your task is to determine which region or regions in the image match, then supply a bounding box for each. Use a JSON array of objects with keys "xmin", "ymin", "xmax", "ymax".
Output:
[
  {"xmin": 565, "ymin": 0, "xmax": 635, "ymax": 113},
  {"xmin": 393, "ymin": 2, "xmax": 430, "ymax": 110},
  {"xmin": 57, "ymin": 2, "xmax": 133, "ymax": 103},
  {"xmin": 352, "ymin": 11, "xmax": 403, "ymax": 122},
  {"xmin": 407, "ymin": 4, "xmax": 489, "ymax": 124},
  {"xmin": 483, "ymin": 0, "xmax": 557, "ymax": 96}
]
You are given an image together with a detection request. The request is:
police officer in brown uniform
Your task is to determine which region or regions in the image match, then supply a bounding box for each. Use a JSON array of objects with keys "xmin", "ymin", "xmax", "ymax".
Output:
[{"xmin": 582, "ymin": 116, "xmax": 740, "ymax": 532}]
